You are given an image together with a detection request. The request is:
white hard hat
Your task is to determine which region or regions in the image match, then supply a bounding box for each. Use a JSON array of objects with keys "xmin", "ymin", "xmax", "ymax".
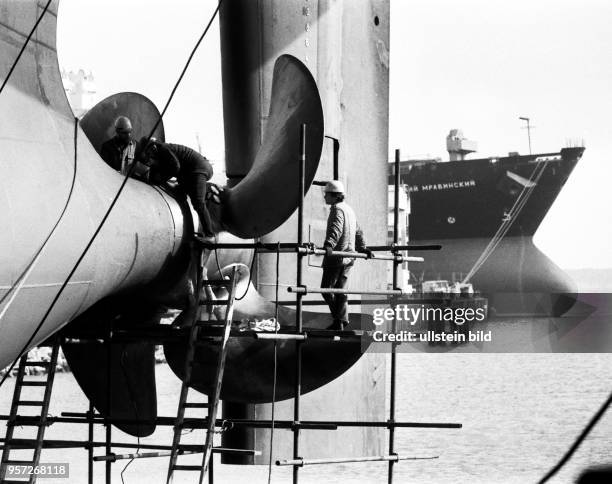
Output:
[{"xmin": 324, "ymin": 180, "xmax": 345, "ymax": 194}]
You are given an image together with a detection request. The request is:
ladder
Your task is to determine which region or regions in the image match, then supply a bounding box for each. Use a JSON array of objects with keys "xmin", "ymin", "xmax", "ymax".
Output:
[
  {"xmin": 0, "ymin": 338, "xmax": 60, "ymax": 484},
  {"xmin": 166, "ymin": 262, "xmax": 239, "ymax": 484}
]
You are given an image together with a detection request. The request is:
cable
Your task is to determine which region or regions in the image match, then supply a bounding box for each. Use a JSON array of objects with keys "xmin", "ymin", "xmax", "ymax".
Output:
[
  {"xmin": 0, "ymin": 116, "xmax": 79, "ymax": 388},
  {"xmin": 0, "ymin": 0, "xmax": 57, "ymax": 308},
  {"xmin": 119, "ymin": 347, "xmax": 142, "ymax": 484},
  {"xmin": 0, "ymin": 0, "xmax": 223, "ymax": 391},
  {"xmin": 235, "ymin": 248, "xmax": 257, "ymax": 301},
  {"xmin": 210, "ymin": 235, "xmax": 256, "ymax": 300},
  {"xmin": 267, "ymin": 242, "xmax": 281, "ymax": 484},
  {"xmin": 142, "ymin": 0, "xmax": 224, "ymax": 143},
  {"xmin": 0, "ymin": 116, "xmax": 80, "ymax": 312},
  {"xmin": 462, "ymin": 159, "xmax": 549, "ymax": 283},
  {"xmin": 212, "ymin": 234, "xmax": 223, "ymax": 275},
  {"xmin": 0, "ymin": 0, "xmax": 53, "ymax": 96},
  {"xmin": 539, "ymin": 390, "xmax": 612, "ymax": 483}
]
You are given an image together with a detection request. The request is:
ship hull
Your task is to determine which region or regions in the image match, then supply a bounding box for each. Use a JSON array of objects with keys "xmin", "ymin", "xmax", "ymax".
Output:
[
  {"xmin": 411, "ymin": 236, "xmax": 576, "ymax": 316},
  {"xmin": 399, "ymin": 147, "xmax": 585, "ymax": 316}
]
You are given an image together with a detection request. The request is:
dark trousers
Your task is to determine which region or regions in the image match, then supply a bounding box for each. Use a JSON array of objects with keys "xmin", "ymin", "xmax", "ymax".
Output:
[
  {"xmin": 185, "ymin": 173, "xmax": 214, "ymax": 237},
  {"xmin": 321, "ymin": 263, "xmax": 353, "ymax": 324}
]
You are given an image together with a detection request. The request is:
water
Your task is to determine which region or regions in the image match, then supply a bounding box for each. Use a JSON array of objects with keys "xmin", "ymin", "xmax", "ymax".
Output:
[{"xmin": 2, "ymin": 353, "xmax": 612, "ymax": 483}]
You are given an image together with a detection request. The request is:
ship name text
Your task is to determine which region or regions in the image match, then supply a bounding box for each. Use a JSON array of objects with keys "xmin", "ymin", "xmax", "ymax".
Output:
[{"xmin": 408, "ymin": 179, "xmax": 476, "ymax": 192}]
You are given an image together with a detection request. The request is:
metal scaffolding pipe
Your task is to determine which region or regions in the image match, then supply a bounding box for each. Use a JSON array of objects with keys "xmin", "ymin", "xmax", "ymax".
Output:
[
  {"xmin": 288, "ymin": 287, "xmax": 404, "ymax": 296},
  {"xmin": 93, "ymin": 446, "xmax": 260, "ymax": 462},
  {"xmin": 293, "ymin": 122, "xmax": 307, "ymax": 484},
  {"xmin": 389, "ymin": 148, "xmax": 401, "ymax": 484},
  {"xmin": 308, "ymin": 248, "xmax": 423, "ymax": 263},
  {"xmin": 94, "ymin": 450, "xmax": 199, "ymax": 462},
  {"xmin": 277, "ymin": 455, "xmax": 439, "ymax": 466},
  {"xmin": 0, "ymin": 439, "xmax": 175, "ymax": 451},
  {"xmin": 275, "ymin": 296, "xmax": 446, "ymax": 306},
  {"xmin": 254, "ymin": 333, "xmax": 307, "ymax": 341},
  {"xmin": 368, "ymin": 244, "xmax": 442, "ymax": 251},
  {"xmin": 88, "ymin": 403, "xmax": 94, "ymax": 484},
  {"xmin": 196, "ymin": 241, "xmax": 441, "ymax": 252},
  {"xmin": 3, "ymin": 416, "xmax": 460, "ymax": 430},
  {"xmin": 197, "ymin": 241, "xmax": 305, "ymax": 250}
]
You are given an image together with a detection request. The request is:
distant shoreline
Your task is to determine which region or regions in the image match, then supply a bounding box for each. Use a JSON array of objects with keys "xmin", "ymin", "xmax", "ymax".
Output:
[
  {"xmin": 0, "ymin": 346, "xmax": 168, "ymax": 379},
  {"xmin": 565, "ymin": 268, "xmax": 612, "ymax": 292}
]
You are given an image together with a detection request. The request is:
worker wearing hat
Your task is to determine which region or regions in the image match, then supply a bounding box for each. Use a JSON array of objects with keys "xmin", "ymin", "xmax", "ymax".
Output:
[
  {"xmin": 321, "ymin": 180, "xmax": 372, "ymax": 330},
  {"xmin": 140, "ymin": 138, "xmax": 216, "ymax": 238},
  {"xmin": 100, "ymin": 116, "xmax": 143, "ymax": 178}
]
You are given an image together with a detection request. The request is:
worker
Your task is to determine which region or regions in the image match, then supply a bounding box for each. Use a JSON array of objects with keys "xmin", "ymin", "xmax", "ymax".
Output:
[
  {"xmin": 140, "ymin": 138, "xmax": 215, "ymax": 238},
  {"xmin": 321, "ymin": 180, "xmax": 372, "ymax": 330},
  {"xmin": 100, "ymin": 116, "xmax": 144, "ymax": 178}
]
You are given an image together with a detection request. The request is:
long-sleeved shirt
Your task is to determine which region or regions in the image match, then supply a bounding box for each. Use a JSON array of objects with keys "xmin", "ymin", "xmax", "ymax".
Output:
[
  {"xmin": 323, "ymin": 201, "xmax": 366, "ymax": 267},
  {"xmin": 100, "ymin": 137, "xmax": 138, "ymax": 175},
  {"xmin": 149, "ymin": 142, "xmax": 213, "ymax": 185}
]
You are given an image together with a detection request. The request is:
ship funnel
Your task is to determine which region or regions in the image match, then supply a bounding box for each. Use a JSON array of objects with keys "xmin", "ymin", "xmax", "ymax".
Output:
[{"xmin": 446, "ymin": 129, "xmax": 477, "ymax": 161}]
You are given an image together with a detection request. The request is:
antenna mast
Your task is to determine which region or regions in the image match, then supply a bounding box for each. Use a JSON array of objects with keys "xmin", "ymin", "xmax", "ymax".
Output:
[{"xmin": 519, "ymin": 116, "xmax": 533, "ymax": 154}]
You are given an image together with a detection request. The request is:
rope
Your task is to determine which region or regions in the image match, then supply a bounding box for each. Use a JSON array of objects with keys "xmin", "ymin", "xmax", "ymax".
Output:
[
  {"xmin": 0, "ymin": 0, "xmax": 53, "ymax": 95},
  {"xmin": 0, "ymin": 114, "xmax": 80, "ymax": 313},
  {"xmin": 462, "ymin": 159, "xmax": 550, "ymax": 283},
  {"xmin": 212, "ymin": 234, "xmax": 223, "ymax": 275},
  {"xmin": 0, "ymin": 0, "xmax": 223, "ymax": 390},
  {"xmin": 119, "ymin": 348, "xmax": 142, "ymax": 484},
  {"xmin": 477, "ymin": 160, "xmax": 548, "ymax": 268},
  {"xmin": 539, "ymin": 390, "xmax": 612, "ymax": 483},
  {"xmin": 267, "ymin": 242, "xmax": 280, "ymax": 484},
  {"xmin": 0, "ymin": 116, "xmax": 79, "ymax": 390},
  {"xmin": 235, "ymin": 248, "xmax": 257, "ymax": 301},
  {"xmin": 464, "ymin": 170, "xmax": 538, "ymax": 282},
  {"xmin": 210, "ymin": 241, "xmax": 256, "ymax": 301},
  {"xmin": 0, "ymin": 1, "xmax": 56, "ymax": 312},
  {"xmin": 465, "ymin": 160, "xmax": 548, "ymax": 281},
  {"xmin": 140, "ymin": 0, "xmax": 224, "ymax": 145}
]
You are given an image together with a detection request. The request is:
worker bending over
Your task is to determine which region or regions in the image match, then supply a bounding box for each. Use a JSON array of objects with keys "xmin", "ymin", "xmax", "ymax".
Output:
[
  {"xmin": 141, "ymin": 139, "xmax": 215, "ymax": 238},
  {"xmin": 321, "ymin": 181, "xmax": 372, "ymax": 330}
]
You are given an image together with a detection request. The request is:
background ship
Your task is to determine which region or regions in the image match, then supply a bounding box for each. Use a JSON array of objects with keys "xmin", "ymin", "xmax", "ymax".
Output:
[{"xmin": 391, "ymin": 130, "xmax": 585, "ymax": 315}]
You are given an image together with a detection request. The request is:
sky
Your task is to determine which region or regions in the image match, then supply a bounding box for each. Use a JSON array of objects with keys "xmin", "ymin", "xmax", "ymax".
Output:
[{"xmin": 56, "ymin": 0, "xmax": 612, "ymax": 270}]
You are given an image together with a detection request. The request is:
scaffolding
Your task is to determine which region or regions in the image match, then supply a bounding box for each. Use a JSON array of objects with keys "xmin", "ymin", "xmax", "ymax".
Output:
[{"xmin": 0, "ymin": 126, "xmax": 462, "ymax": 484}]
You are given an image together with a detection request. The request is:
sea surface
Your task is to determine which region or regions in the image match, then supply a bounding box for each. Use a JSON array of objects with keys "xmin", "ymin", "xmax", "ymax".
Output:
[{"xmin": 2, "ymin": 352, "xmax": 612, "ymax": 484}]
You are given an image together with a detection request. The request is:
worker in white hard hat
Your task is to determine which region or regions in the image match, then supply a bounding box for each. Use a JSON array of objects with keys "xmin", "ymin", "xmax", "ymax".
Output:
[
  {"xmin": 321, "ymin": 180, "xmax": 372, "ymax": 330},
  {"xmin": 100, "ymin": 116, "xmax": 144, "ymax": 178}
]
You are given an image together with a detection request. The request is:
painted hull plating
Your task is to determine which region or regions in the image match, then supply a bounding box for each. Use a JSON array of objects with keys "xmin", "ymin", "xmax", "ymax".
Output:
[{"xmin": 399, "ymin": 147, "xmax": 585, "ymax": 315}]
